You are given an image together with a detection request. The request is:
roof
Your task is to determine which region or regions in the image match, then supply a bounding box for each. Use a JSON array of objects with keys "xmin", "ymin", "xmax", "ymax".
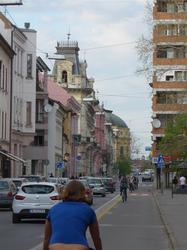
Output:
[
  {"xmin": 104, "ymin": 110, "xmax": 128, "ymax": 128},
  {"xmin": 47, "ymin": 79, "xmax": 80, "ymax": 113}
]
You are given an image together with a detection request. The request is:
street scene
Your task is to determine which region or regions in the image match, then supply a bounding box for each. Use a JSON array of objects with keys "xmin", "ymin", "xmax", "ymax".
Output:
[{"xmin": 1, "ymin": 0, "xmax": 187, "ymax": 250}]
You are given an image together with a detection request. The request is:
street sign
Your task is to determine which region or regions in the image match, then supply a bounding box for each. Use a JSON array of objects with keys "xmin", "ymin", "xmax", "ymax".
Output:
[
  {"xmin": 157, "ymin": 154, "xmax": 165, "ymax": 168},
  {"xmin": 56, "ymin": 161, "xmax": 64, "ymax": 169}
]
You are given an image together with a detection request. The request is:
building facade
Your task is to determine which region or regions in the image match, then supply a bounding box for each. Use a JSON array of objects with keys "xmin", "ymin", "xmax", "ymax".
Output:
[
  {"xmin": 152, "ymin": 0, "xmax": 187, "ymax": 158},
  {"xmin": 11, "ymin": 23, "xmax": 37, "ymax": 177},
  {"xmin": 0, "ymin": 13, "xmax": 15, "ymax": 177},
  {"xmin": 51, "ymin": 40, "xmax": 98, "ymax": 176}
]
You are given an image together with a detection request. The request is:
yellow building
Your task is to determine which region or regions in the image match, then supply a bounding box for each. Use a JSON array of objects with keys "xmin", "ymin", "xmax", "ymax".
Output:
[{"xmin": 105, "ymin": 110, "xmax": 131, "ymax": 163}]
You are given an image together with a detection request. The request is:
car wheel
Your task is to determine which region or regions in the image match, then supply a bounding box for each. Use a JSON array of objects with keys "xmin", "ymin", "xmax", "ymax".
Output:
[{"xmin": 12, "ymin": 213, "xmax": 20, "ymax": 224}]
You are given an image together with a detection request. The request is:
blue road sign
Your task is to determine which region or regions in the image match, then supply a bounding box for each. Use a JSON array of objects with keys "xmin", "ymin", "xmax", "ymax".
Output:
[
  {"xmin": 157, "ymin": 154, "xmax": 165, "ymax": 168},
  {"xmin": 56, "ymin": 161, "xmax": 64, "ymax": 169}
]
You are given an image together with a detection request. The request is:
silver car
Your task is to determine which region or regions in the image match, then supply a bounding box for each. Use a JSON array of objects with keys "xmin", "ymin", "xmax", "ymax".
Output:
[
  {"xmin": 86, "ymin": 177, "xmax": 106, "ymax": 197},
  {"xmin": 0, "ymin": 179, "xmax": 17, "ymax": 209},
  {"xmin": 12, "ymin": 182, "xmax": 60, "ymax": 223}
]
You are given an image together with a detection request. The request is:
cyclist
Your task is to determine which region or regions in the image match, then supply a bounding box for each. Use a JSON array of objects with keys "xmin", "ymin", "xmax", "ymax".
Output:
[
  {"xmin": 120, "ymin": 175, "xmax": 128, "ymax": 202},
  {"xmin": 43, "ymin": 180, "xmax": 102, "ymax": 250}
]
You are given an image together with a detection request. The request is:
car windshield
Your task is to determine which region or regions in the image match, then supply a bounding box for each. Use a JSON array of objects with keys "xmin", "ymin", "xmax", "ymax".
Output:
[
  {"xmin": 0, "ymin": 181, "xmax": 9, "ymax": 190},
  {"xmin": 88, "ymin": 179, "xmax": 102, "ymax": 185},
  {"xmin": 25, "ymin": 176, "xmax": 41, "ymax": 182},
  {"xmin": 22, "ymin": 185, "xmax": 54, "ymax": 194}
]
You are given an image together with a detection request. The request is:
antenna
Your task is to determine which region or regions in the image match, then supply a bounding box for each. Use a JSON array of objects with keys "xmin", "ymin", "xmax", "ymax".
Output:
[{"xmin": 67, "ymin": 27, "xmax": 71, "ymax": 46}]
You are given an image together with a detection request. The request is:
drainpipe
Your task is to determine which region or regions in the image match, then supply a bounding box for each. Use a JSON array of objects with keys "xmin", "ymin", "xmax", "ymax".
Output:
[{"xmin": 9, "ymin": 27, "xmax": 15, "ymax": 177}]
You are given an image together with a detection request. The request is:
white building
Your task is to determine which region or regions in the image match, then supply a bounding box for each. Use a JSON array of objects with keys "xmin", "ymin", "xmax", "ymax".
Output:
[{"xmin": 11, "ymin": 23, "xmax": 37, "ymax": 177}]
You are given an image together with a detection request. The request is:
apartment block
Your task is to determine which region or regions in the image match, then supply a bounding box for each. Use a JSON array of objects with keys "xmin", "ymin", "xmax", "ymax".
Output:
[{"xmin": 152, "ymin": 0, "xmax": 187, "ymax": 158}]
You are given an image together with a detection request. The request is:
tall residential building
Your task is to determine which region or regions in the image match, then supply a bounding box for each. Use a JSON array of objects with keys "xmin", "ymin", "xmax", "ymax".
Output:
[{"xmin": 152, "ymin": 0, "xmax": 187, "ymax": 161}]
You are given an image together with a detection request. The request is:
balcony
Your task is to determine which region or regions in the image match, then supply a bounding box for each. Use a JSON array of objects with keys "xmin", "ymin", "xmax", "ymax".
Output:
[
  {"xmin": 153, "ymin": 56, "xmax": 187, "ymax": 65},
  {"xmin": 153, "ymin": 81, "xmax": 187, "ymax": 89},
  {"xmin": 153, "ymin": 4, "xmax": 187, "ymax": 21},
  {"xmin": 153, "ymin": 103, "xmax": 187, "ymax": 112}
]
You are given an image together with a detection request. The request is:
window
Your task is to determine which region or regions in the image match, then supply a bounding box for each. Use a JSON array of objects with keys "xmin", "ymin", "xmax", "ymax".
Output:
[
  {"xmin": 36, "ymin": 99, "xmax": 44, "ymax": 123},
  {"xmin": 27, "ymin": 54, "xmax": 33, "ymax": 78},
  {"xmin": 167, "ymin": 3, "xmax": 175, "ymax": 13},
  {"xmin": 2, "ymin": 111, "xmax": 4, "ymax": 139},
  {"xmin": 2, "ymin": 64, "xmax": 4, "ymax": 89},
  {"xmin": 34, "ymin": 130, "xmax": 44, "ymax": 146},
  {"xmin": 5, "ymin": 68, "xmax": 7, "ymax": 92},
  {"xmin": 175, "ymin": 71, "xmax": 183, "ymax": 81},
  {"xmin": 120, "ymin": 146, "xmax": 124, "ymax": 157},
  {"xmin": 26, "ymin": 101, "xmax": 32, "ymax": 126},
  {"xmin": 62, "ymin": 70, "xmax": 67, "ymax": 83}
]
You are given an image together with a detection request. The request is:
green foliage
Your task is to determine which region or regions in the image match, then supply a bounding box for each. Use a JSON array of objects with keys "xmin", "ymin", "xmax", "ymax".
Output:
[
  {"xmin": 116, "ymin": 157, "xmax": 132, "ymax": 175},
  {"xmin": 158, "ymin": 113, "xmax": 187, "ymax": 159}
]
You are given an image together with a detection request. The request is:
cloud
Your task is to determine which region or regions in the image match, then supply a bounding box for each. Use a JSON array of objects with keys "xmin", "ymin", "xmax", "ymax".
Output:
[{"xmin": 3, "ymin": 0, "xmax": 152, "ymax": 155}]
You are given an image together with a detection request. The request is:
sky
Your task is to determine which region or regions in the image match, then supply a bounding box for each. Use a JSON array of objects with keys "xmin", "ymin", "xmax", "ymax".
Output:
[{"xmin": 0, "ymin": 0, "xmax": 153, "ymax": 158}]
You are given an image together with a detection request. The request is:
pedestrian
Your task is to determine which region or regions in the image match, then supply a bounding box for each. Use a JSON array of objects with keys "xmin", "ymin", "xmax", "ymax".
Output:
[
  {"xmin": 129, "ymin": 176, "xmax": 134, "ymax": 192},
  {"xmin": 43, "ymin": 180, "xmax": 102, "ymax": 250},
  {"xmin": 172, "ymin": 175, "xmax": 178, "ymax": 189},
  {"xmin": 120, "ymin": 175, "xmax": 128, "ymax": 201},
  {"xmin": 179, "ymin": 175, "xmax": 186, "ymax": 190}
]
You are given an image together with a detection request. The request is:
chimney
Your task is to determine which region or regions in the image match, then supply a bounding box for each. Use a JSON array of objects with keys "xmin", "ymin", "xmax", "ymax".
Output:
[{"xmin": 24, "ymin": 22, "xmax": 30, "ymax": 29}]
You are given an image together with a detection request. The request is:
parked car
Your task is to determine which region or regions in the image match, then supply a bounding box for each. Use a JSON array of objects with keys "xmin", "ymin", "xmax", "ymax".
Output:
[
  {"xmin": 0, "ymin": 179, "xmax": 17, "ymax": 209},
  {"xmin": 12, "ymin": 182, "xmax": 60, "ymax": 223},
  {"xmin": 18, "ymin": 175, "xmax": 42, "ymax": 182},
  {"xmin": 11, "ymin": 178, "xmax": 28, "ymax": 190},
  {"xmin": 86, "ymin": 177, "xmax": 106, "ymax": 197},
  {"xmin": 79, "ymin": 179, "xmax": 93, "ymax": 205},
  {"xmin": 101, "ymin": 177, "xmax": 116, "ymax": 193}
]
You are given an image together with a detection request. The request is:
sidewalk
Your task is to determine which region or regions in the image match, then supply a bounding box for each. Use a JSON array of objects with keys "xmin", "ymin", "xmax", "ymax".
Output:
[{"xmin": 153, "ymin": 188, "xmax": 187, "ymax": 250}]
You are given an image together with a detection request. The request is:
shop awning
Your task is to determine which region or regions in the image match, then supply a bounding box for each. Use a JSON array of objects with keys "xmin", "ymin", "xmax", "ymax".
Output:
[{"xmin": 0, "ymin": 150, "xmax": 26, "ymax": 164}]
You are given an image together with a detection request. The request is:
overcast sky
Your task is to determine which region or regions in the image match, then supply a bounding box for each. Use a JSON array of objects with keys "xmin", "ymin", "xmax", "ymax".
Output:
[{"xmin": 1, "ymin": 0, "xmax": 153, "ymax": 158}]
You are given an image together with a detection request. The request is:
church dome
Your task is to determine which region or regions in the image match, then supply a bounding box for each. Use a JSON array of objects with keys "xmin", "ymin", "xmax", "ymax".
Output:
[{"xmin": 105, "ymin": 110, "xmax": 128, "ymax": 128}]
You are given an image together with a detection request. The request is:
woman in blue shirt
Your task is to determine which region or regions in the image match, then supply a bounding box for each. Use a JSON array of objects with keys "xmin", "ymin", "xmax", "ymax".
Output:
[{"xmin": 43, "ymin": 180, "xmax": 102, "ymax": 250}]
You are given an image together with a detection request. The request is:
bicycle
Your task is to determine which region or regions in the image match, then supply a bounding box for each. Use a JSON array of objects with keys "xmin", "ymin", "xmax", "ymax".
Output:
[{"xmin": 121, "ymin": 187, "xmax": 127, "ymax": 203}]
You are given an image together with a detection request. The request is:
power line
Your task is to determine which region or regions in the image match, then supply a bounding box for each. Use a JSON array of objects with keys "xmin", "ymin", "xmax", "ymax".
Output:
[{"xmin": 83, "ymin": 41, "xmax": 137, "ymax": 51}]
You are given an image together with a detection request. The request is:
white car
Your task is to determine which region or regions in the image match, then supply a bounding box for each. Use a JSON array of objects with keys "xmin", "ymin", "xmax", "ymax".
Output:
[{"xmin": 12, "ymin": 182, "xmax": 60, "ymax": 223}]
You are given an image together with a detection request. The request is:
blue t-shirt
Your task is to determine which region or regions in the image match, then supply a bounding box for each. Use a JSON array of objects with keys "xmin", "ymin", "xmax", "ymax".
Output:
[{"xmin": 47, "ymin": 201, "xmax": 97, "ymax": 247}]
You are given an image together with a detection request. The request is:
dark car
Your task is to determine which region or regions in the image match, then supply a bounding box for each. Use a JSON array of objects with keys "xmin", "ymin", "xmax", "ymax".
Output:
[
  {"xmin": 0, "ymin": 179, "xmax": 17, "ymax": 209},
  {"xmin": 101, "ymin": 177, "xmax": 116, "ymax": 193}
]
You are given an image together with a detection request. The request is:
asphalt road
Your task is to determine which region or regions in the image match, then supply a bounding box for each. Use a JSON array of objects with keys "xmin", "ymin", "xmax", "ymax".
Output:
[
  {"xmin": 89, "ymin": 182, "xmax": 172, "ymax": 250},
  {"xmin": 0, "ymin": 192, "xmax": 117, "ymax": 250}
]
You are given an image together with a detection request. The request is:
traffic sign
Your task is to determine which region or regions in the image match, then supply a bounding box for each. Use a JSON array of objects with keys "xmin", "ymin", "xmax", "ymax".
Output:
[
  {"xmin": 56, "ymin": 161, "xmax": 64, "ymax": 169},
  {"xmin": 157, "ymin": 154, "xmax": 165, "ymax": 168}
]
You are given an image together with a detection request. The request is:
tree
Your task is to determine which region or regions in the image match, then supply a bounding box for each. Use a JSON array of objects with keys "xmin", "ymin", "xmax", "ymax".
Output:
[
  {"xmin": 117, "ymin": 157, "xmax": 132, "ymax": 176},
  {"xmin": 135, "ymin": 1, "xmax": 153, "ymax": 82},
  {"xmin": 158, "ymin": 113, "xmax": 187, "ymax": 160}
]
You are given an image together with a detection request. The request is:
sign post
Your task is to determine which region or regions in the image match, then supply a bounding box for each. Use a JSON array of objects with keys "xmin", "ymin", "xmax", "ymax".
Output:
[{"xmin": 157, "ymin": 154, "xmax": 165, "ymax": 194}]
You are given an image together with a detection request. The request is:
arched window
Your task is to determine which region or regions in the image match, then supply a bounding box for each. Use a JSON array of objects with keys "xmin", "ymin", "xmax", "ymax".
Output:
[{"xmin": 62, "ymin": 70, "xmax": 67, "ymax": 83}]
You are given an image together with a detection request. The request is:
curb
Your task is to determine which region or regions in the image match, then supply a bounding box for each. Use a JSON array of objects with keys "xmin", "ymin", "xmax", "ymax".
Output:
[
  {"xmin": 152, "ymin": 190, "xmax": 180, "ymax": 250},
  {"xmin": 29, "ymin": 195, "xmax": 120, "ymax": 250}
]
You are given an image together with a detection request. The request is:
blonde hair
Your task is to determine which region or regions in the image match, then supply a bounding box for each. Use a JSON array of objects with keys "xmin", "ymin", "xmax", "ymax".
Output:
[{"xmin": 61, "ymin": 180, "xmax": 86, "ymax": 202}]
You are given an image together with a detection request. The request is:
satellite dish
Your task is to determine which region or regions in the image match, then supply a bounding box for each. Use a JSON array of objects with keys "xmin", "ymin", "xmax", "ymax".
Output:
[
  {"xmin": 44, "ymin": 104, "xmax": 52, "ymax": 113},
  {"xmin": 152, "ymin": 119, "xmax": 161, "ymax": 128}
]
